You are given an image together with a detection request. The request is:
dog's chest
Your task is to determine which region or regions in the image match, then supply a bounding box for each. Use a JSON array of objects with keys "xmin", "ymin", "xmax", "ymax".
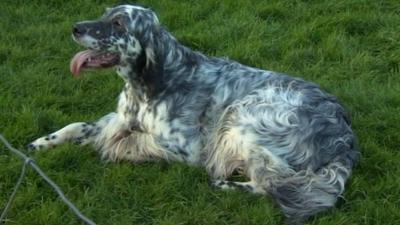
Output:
[{"xmin": 117, "ymin": 88, "xmax": 205, "ymax": 163}]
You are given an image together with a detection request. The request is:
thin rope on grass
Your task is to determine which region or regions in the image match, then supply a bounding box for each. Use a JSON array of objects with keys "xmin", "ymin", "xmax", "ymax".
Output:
[
  {"xmin": 0, "ymin": 158, "xmax": 27, "ymax": 222},
  {"xmin": 0, "ymin": 134, "xmax": 97, "ymax": 225}
]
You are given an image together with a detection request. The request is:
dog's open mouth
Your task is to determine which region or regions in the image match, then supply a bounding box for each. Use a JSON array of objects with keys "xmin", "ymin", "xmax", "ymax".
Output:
[{"xmin": 70, "ymin": 50, "xmax": 120, "ymax": 76}]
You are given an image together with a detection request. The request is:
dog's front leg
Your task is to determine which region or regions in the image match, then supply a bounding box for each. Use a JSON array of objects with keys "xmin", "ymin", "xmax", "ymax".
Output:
[{"xmin": 28, "ymin": 113, "xmax": 115, "ymax": 150}]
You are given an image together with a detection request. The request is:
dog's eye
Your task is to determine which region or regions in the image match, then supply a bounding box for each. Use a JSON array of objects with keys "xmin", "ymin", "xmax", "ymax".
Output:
[{"xmin": 112, "ymin": 18, "xmax": 123, "ymax": 27}]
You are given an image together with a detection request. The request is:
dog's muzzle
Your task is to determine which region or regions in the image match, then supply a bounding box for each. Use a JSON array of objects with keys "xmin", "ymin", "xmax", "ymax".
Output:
[
  {"xmin": 72, "ymin": 24, "xmax": 87, "ymax": 38},
  {"xmin": 70, "ymin": 22, "xmax": 120, "ymax": 76}
]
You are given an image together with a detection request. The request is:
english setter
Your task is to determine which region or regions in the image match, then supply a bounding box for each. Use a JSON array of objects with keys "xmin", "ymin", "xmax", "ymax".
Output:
[{"xmin": 29, "ymin": 5, "xmax": 359, "ymax": 223}]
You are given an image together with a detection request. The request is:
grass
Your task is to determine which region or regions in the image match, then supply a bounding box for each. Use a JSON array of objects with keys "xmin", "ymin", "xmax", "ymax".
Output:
[{"xmin": 0, "ymin": 0, "xmax": 399, "ymax": 224}]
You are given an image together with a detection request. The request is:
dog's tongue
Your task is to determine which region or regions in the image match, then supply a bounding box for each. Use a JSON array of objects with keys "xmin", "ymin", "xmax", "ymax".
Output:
[{"xmin": 70, "ymin": 50, "xmax": 93, "ymax": 76}]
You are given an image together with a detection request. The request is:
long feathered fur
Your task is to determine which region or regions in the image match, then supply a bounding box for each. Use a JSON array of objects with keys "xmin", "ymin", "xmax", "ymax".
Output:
[{"xmin": 29, "ymin": 5, "xmax": 359, "ymax": 223}]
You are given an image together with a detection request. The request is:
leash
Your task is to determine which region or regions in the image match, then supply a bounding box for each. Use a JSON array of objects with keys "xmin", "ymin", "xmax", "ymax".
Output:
[{"xmin": 0, "ymin": 134, "xmax": 97, "ymax": 225}]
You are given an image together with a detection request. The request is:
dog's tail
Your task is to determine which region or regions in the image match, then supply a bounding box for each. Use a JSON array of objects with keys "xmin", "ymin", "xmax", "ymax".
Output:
[{"xmin": 268, "ymin": 149, "xmax": 358, "ymax": 224}]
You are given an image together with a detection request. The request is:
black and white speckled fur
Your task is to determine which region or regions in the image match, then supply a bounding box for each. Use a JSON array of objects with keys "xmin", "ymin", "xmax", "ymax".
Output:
[{"xmin": 29, "ymin": 5, "xmax": 359, "ymax": 223}]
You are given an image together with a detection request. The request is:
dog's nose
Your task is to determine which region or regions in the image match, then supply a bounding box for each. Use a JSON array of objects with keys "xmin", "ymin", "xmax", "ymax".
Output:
[{"xmin": 72, "ymin": 24, "xmax": 86, "ymax": 36}]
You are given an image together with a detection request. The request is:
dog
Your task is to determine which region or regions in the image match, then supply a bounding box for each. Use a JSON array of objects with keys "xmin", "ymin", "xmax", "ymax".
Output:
[{"xmin": 28, "ymin": 4, "xmax": 359, "ymax": 223}]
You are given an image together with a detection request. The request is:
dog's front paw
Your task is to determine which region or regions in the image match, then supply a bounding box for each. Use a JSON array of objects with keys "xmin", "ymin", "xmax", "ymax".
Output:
[
  {"xmin": 210, "ymin": 180, "xmax": 235, "ymax": 190},
  {"xmin": 27, "ymin": 135, "xmax": 57, "ymax": 151}
]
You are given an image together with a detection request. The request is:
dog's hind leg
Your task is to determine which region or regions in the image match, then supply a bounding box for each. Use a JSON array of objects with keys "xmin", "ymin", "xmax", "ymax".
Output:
[
  {"xmin": 28, "ymin": 113, "xmax": 116, "ymax": 150},
  {"xmin": 211, "ymin": 149, "xmax": 290, "ymax": 195}
]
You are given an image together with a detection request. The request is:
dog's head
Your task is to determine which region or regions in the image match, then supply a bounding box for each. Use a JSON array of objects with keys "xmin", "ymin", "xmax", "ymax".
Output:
[{"xmin": 70, "ymin": 5, "xmax": 159, "ymax": 76}]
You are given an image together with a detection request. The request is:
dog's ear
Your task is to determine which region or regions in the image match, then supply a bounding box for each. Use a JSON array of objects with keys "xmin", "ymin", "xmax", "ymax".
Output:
[
  {"xmin": 139, "ymin": 25, "xmax": 159, "ymax": 70},
  {"xmin": 145, "ymin": 46, "xmax": 155, "ymax": 68},
  {"xmin": 132, "ymin": 7, "xmax": 161, "ymax": 71}
]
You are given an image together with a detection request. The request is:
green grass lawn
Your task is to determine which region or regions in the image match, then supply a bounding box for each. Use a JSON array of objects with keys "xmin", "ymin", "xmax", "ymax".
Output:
[{"xmin": 1, "ymin": 0, "xmax": 399, "ymax": 224}]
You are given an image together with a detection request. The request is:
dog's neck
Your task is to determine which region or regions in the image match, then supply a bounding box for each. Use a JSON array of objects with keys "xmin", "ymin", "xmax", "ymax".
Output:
[
  {"xmin": 142, "ymin": 27, "xmax": 207, "ymax": 94},
  {"xmin": 116, "ymin": 56, "xmax": 150, "ymax": 103},
  {"xmin": 156, "ymin": 28, "xmax": 203, "ymax": 71},
  {"xmin": 118, "ymin": 27, "xmax": 205, "ymax": 101}
]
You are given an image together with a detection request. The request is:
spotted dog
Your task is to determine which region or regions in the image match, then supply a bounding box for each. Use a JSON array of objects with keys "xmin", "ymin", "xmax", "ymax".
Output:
[{"xmin": 29, "ymin": 5, "xmax": 359, "ymax": 223}]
